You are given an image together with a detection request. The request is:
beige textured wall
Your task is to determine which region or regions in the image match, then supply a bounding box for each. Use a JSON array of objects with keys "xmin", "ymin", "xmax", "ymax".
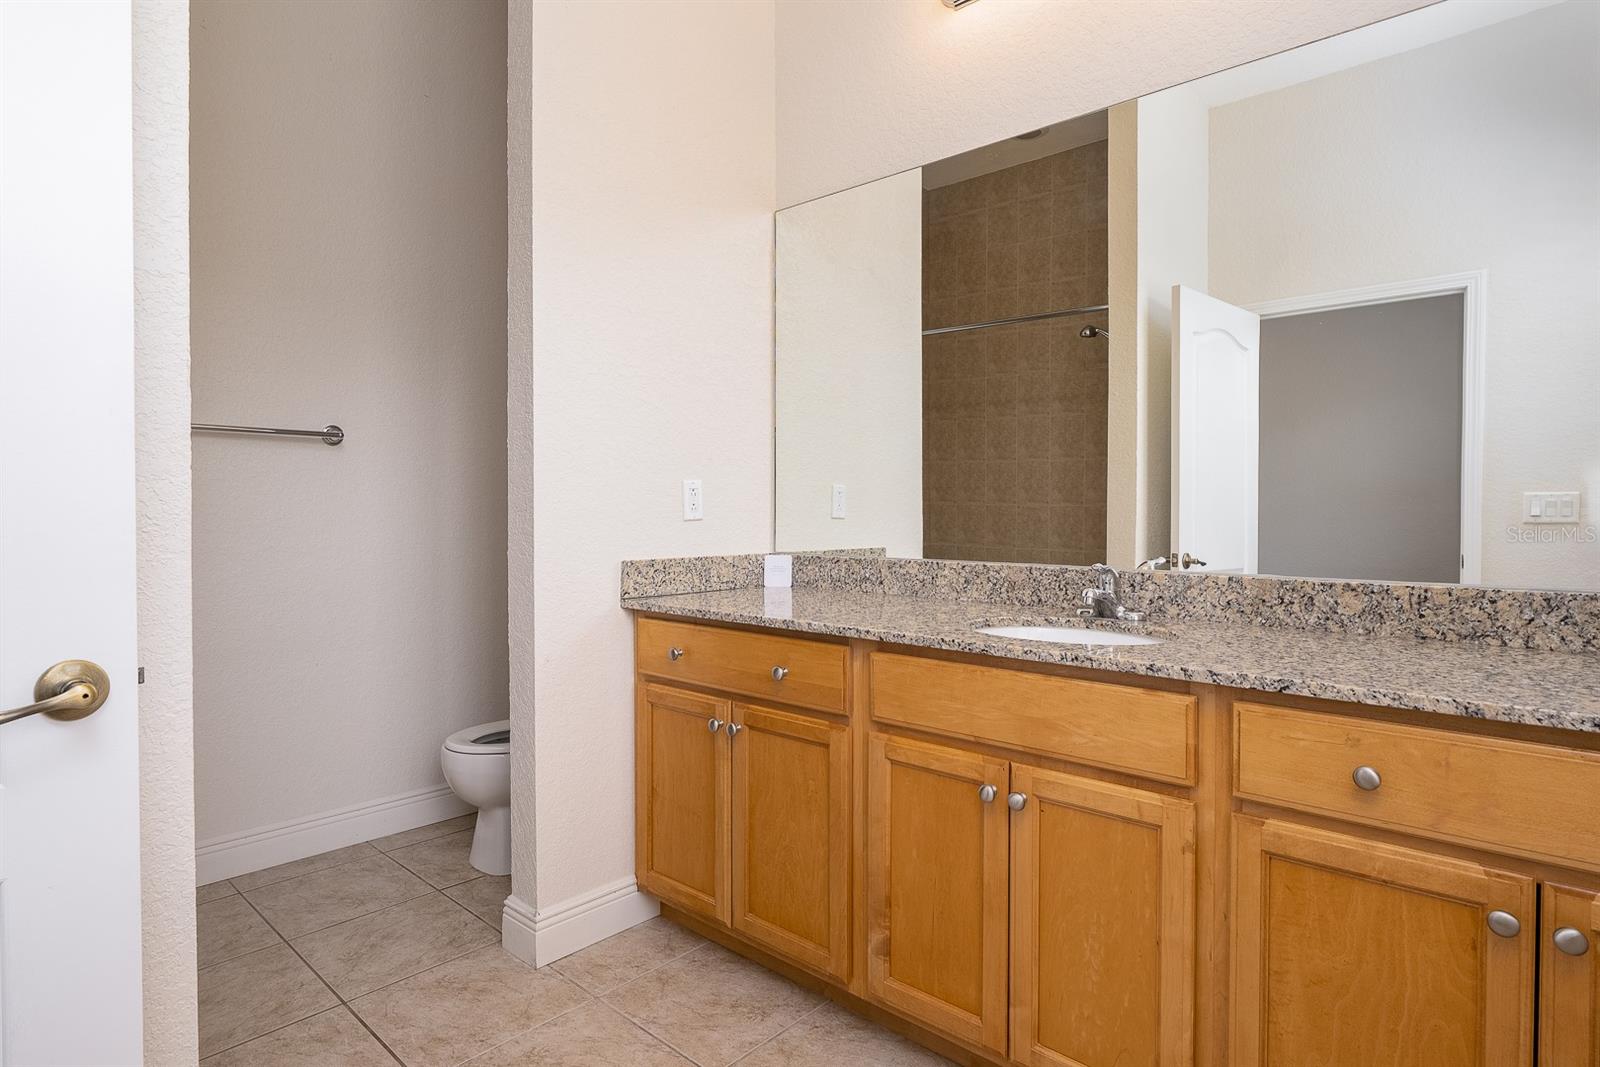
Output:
[
  {"xmin": 922, "ymin": 143, "xmax": 1108, "ymax": 564},
  {"xmin": 1207, "ymin": 0, "xmax": 1600, "ymax": 590},
  {"xmin": 516, "ymin": 0, "xmax": 776, "ymax": 915},
  {"xmin": 191, "ymin": 0, "xmax": 508, "ymax": 843},
  {"xmin": 775, "ymin": 0, "xmax": 1432, "ymax": 209},
  {"xmin": 501, "ymin": 0, "xmax": 1438, "ymax": 958},
  {"xmin": 776, "ymin": 169, "xmax": 924, "ymax": 557},
  {"xmin": 134, "ymin": 1, "xmax": 197, "ymax": 1061},
  {"xmin": 507, "ymin": 0, "xmax": 536, "ymax": 912}
]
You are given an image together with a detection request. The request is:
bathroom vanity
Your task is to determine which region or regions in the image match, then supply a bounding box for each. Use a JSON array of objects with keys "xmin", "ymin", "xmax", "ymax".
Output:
[{"xmin": 624, "ymin": 573, "xmax": 1600, "ymax": 1067}]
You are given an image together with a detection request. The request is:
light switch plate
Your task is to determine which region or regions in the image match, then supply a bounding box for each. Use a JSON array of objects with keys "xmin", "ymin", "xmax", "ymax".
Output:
[{"xmin": 1523, "ymin": 490, "xmax": 1580, "ymax": 524}]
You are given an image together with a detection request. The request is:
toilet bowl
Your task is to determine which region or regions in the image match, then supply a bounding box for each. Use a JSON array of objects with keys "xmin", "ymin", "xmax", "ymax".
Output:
[{"xmin": 440, "ymin": 719, "xmax": 511, "ymax": 876}]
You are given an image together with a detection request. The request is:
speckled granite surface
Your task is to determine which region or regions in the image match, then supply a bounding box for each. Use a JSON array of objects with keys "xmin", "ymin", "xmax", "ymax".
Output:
[
  {"xmin": 621, "ymin": 585, "xmax": 1600, "ymax": 733},
  {"xmin": 620, "ymin": 548, "xmax": 886, "ymax": 600},
  {"xmin": 624, "ymin": 553, "xmax": 1600, "ymax": 652}
]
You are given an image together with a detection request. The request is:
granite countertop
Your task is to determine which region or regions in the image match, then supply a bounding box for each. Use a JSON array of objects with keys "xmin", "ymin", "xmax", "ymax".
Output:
[{"xmin": 622, "ymin": 585, "xmax": 1600, "ymax": 734}]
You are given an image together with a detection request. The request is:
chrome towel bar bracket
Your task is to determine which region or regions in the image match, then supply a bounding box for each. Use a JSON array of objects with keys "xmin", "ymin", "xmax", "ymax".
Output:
[{"xmin": 192, "ymin": 422, "xmax": 344, "ymax": 446}]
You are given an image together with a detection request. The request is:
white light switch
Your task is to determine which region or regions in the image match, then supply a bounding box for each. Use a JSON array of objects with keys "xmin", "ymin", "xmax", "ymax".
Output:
[
  {"xmin": 831, "ymin": 483, "xmax": 847, "ymax": 519},
  {"xmin": 1523, "ymin": 491, "xmax": 1580, "ymax": 524},
  {"xmin": 682, "ymin": 479, "xmax": 703, "ymax": 521}
]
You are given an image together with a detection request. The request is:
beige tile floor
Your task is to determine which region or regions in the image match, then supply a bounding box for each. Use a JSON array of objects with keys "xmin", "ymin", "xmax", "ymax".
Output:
[{"xmin": 198, "ymin": 817, "xmax": 951, "ymax": 1066}]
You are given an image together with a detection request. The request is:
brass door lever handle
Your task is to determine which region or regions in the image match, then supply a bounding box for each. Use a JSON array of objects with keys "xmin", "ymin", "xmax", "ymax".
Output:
[{"xmin": 0, "ymin": 660, "xmax": 111, "ymax": 726}]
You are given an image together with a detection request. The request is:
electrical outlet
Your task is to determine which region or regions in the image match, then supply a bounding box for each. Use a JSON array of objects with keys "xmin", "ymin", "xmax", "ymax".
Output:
[
  {"xmin": 682, "ymin": 479, "xmax": 703, "ymax": 521},
  {"xmin": 831, "ymin": 483, "xmax": 847, "ymax": 519},
  {"xmin": 1524, "ymin": 490, "xmax": 1580, "ymax": 524}
]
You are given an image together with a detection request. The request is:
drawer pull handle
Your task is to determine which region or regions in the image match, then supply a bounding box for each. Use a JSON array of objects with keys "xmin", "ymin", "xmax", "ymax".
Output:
[
  {"xmin": 1352, "ymin": 765, "xmax": 1382, "ymax": 791},
  {"xmin": 1487, "ymin": 910, "xmax": 1521, "ymax": 938},
  {"xmin": 978, "ymin": 784, "xmax": 997, "ymax": 804},
  {"xmin": 1007, "ymin": 791, "xmax": 1028, "ymax": 812},
  {"xmin": 726, "ymin": 722, "xmax": 743, "ymax": 738},
  {"xmin": 771, "ymin": 666, "xmax": 789, "ymax": 681},
  {"xmin": 707, "ymin": 717, "xmax": 724, "ymax": 733},
  {"xmin": 667, "ymin": 647, "xmax": 685, "ymax": 661},
  {"xmin": 1555, "ymin": 927, "xmax": 1591, "ymax": 956}
]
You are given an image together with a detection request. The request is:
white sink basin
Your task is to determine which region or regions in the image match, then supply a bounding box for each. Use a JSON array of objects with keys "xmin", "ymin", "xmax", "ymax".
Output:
[{"xmin": 976, "ymin": 624, "xmax": 1164, "ymax": 647}]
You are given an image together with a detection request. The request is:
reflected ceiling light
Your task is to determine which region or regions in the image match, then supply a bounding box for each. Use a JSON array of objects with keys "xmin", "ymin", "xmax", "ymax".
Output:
[{"xmin": 942, "ymin": 0, "xmax": 982, "ymax": 8}]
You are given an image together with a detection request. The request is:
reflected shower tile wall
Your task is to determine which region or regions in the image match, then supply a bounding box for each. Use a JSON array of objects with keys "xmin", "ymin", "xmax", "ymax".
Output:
[{"xmin": 922, "ymin": 140, "xmax": 1109, "ymax": 565}]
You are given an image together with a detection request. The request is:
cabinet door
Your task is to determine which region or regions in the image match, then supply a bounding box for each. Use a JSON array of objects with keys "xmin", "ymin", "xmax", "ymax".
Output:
[
  {"xmin": 729, "ymin": 703, "xmax": 850, "ymax": 981},
  {"xmin": 1232, "ymin": 816, "xmax": 1534, "ymax": 1067},
  {"xmin": 867, "ymin": 733, "xmax": 1009, "ymax": 1054},
  {"xmin": 636, "ymin": 683, "xmax": 729, "ymax": 922},
  {"xmin": 1541, "ymin": 883, "xmax": 1600, "ymax": 1067},
  {"xmin": 1010, "ymin": 765, "xmax": 1195, "ymax": 1067}
]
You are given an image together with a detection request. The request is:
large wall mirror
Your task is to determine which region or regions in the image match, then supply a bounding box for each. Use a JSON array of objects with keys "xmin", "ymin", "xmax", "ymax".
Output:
[{"xmin": 775, "ymin": 0, "xmax": 1599, "ymax": 592}]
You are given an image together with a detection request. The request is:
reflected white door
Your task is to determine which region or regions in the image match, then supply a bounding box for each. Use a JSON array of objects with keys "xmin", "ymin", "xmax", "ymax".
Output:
[
  {"xmin": 1171, "ymin": 285, "xmax": 1260, "ymax": 574},
  {"xmin": 0, "ymin": 2, "xmax": 145, "ymax": 1063}
]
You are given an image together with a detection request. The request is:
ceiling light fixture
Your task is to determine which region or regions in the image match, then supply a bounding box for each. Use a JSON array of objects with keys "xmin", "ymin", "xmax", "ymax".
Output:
[{"xmin": 942, "ymin": 0, "xmax": 982, "ymax": 9}]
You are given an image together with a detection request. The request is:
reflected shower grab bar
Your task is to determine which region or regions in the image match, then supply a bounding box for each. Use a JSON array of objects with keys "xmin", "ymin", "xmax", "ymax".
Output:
[
  {"xmin": 921, "ymin": 303, "xmax": 1110, "ymax": 337},
  {"xmin": 191, "ymin": 422, "xmax": 344, "ymax": 446}
]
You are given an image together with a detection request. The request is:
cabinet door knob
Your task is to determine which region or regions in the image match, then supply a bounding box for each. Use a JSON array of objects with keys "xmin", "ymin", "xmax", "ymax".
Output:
[
  {"xmin": 726, "ymin": 722, "xmax": 743, "ymax": 738},
  {"xmin": 667, "ymin": 647, "xmax": 685, "ymax": 661},
  {"xmin": 1554, "ymin": 926, "xmax": 1591, "ymax": 956},
  {"xmin": 771, "ymin": 666, "xmax": 789, "ymax": 681},
  {"xmin": 1007, "ymin": 792, "xmax": 1028, "ymax": 812},
  {"xmin": 707, "ymin": 717, "xmax": 724, "ymax": 733},
  {"xmin": 1352, "ymin": 765, "xmax": 1382, "ymax": 791},
  {"xmin": 1486, "ymin": 910, "xmax": 1521, "ymax": 938},
  {"xmin": 978, "ymin": 784, "xmax": 997, "ymax": 804}
]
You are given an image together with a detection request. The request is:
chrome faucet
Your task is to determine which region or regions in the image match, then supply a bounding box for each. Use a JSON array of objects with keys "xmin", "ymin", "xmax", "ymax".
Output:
[{"xmin": 1081, "ymin": 563, "xmax": 1145, "ymax": 622}]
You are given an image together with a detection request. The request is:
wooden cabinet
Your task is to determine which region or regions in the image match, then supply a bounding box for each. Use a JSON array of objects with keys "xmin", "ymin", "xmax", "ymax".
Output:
[
  {"xmin": 1541, "ymin": 883, "xmax": 1600, "ymax": 1067},
  {"xmin": 867, "ymin": 732, "xmax": 1011, "ymax": 1055},
  {"xmin": 730, "ymin": 702, "xmax": 851, "ymax": 982},
  {"xmin": 635, "ymin": 617, "xmax": 1598, "ymax": 1067},
  {"xmin": 636, "ymin": 683, "xmax": 730, "ymax": 922},
  {"xmin": 1010, "ymin": 765, "xmax": 1195, "ymax": 1067},
  {"xmin": 635, "ymin": 664, "xmax": 851, "ymax": 981},
  {"xmin": 1232, "ymin": 815, "xmax": 1535, "ymax": 1067}
]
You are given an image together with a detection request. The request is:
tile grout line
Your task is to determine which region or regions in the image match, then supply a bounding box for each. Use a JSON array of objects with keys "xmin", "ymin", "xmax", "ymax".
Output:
[
  {"xmin": 562, "ymin": 931, "xmax": 714, "ymax": 998},
  {"xmin": 340, "ymin": 894, "xmax": 506, "ymax": 1006},
  {"xmin": 200, "ymin": 821, "xmax": 485, "ymax": 1064},
  {"xmin": 592, "ymin": 999, "xmax": 701, "ymax": 1066},
  {"xmin": 198, "ymin": 896, "xmax": 362, "ymax": 1062},
  {"xmin": 725, "ymin": 999, "xmax": 829, "ymax": 1066},
  {"xmin": 443, "ymin": 975, "xmax": 600, "ymax": 1067},
  {"xmin": 224, "ymin": 842, "xmax": 383, "ymax": 894}
]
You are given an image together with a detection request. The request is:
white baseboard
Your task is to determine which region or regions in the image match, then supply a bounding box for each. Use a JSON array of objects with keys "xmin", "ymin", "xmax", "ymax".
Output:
[
  {"xmin": 501, "ymin": 878, "xmax": 659, "ymax": 968},
  {"xmin": 196, "ymin": 783, "xmax": 474, "ymax": 885}
]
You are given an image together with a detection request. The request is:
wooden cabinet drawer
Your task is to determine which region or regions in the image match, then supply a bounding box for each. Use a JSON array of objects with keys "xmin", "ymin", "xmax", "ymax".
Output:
[
  {"xmin": 636, "ymin": 617, "xmax": 847, "ymax": 714},
  {"xmin": 1235, "ymin": 701, "xmax": 1600, "ymax": 871},
  {"xmin": 870, "ymin": 651, "xmax": 1196, "ymax": 784}
]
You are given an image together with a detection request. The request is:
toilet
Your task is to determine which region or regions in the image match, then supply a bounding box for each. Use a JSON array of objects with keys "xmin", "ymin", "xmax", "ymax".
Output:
[{"xmin": 440, "ymin": 719, "xmax": 511, "ymax": 876}]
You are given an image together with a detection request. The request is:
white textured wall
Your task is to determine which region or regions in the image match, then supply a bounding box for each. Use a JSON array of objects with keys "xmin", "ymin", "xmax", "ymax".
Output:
[
  {"xmin": 191, "ymin": 0, "xmax": 508, "ymax": 842},
  {"xmin": 1208, "ymin": 0, "xmax": 1600, "ymax": 590},
  {"xmin": 517, "ymin": 0, "xmax": 776, "ymax": 910},
  {"xmin": 133, "ymin": 1, "xmax": 197, "ymax": 1061},
  {"xmin": 774, "ymin": 0, "xmax": 1430, "ymax": 209},
  {"xmin": 776, "ymin": 169, "xmax": 923, "ymax": 556}
]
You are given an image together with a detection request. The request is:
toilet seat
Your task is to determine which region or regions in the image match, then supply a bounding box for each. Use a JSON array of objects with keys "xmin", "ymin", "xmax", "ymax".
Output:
[{"xmin": 443, "ymin": 719, "xmax": 511, "ymax": 755}]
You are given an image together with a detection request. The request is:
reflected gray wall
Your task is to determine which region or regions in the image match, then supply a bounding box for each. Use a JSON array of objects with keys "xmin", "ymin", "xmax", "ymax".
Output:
[{"xmin": 1258, "ymin": 294, "xmax": 1462, "ymax": 583}]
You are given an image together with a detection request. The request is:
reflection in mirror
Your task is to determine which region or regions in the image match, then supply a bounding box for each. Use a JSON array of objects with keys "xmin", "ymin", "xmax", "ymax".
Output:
[{"xmin": 775, "ymin": 0, "xmax": 1600, "ymax": 592}]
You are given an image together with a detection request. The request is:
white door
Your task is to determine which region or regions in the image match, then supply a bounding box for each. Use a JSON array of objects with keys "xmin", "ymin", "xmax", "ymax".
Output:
[
  {"xmin": 1171, "ymin": 285, "xmax": 1260, "ymax": 574},
  {"xmin": 0, "ymin": 2, "xmax": 146, "ymax": 1063}
]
